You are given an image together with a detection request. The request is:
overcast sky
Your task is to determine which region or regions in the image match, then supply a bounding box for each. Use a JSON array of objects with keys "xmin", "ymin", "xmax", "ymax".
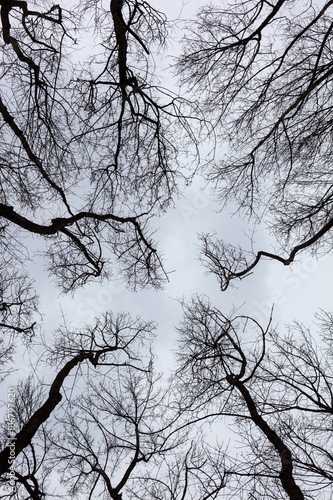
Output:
[
  {"xmin": 8, "ymin": 0, "xmax": 331, "ymax": 383},
  {"xmin": 1, "ymin": 5, "xmax": 332, "ymax": 500},
  {"xmin": 1, "ymin": 0, "xmax": 330, "ymax": 399}
]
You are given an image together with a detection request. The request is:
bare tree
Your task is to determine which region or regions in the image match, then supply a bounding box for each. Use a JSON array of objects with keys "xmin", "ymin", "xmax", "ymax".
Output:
[
  {"xmin": 0, "ymin": 0, "xmax": 196, "ymax": 295},
  {"xmin": 0, "ymin": 0, "xmax": 199, "ymax": 436},
  {"xmin": 0, "ymin": 310, "xmax": 228, "ymax": 499},
  {"xmin": 175, "ymin": 295, "xmax": 333, "ymax": 499},
  {"xmin": 0, "ymin": 377, "xmax": 53, "ymax": 500},
  {"xmin": 0, "ymin": 311, "xmax": 154, "ymax": 496},
  {"xmin": 4, "ymin": 1, "xmax": 333, "ymax": 499},
  {"xmin": 0, "ymin": 3, "xmax": 226, "ymax": 498},
  {"xmin": 177, "ymin": 0, "xmax": 333, "ymax": 288}
]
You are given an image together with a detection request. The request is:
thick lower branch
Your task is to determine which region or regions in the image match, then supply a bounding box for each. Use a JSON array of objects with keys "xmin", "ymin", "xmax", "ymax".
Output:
[
  {"xmin": 0, "ymin": 203, "xmax": 143, "ymax": 235},
  {"xmin": 0, "ymin": 321, "xmax": 36, "ymax": 334},
  {"xmin": 0, "ymin": 350, "xmax": 97, "ymax": 476},
  {"xmin": 227, "ymin": 375, "xmax": 304, "ymax": 500},
  {"xmin": 110, "ymin": 0, "xmax": 128, "ymax": 87}
]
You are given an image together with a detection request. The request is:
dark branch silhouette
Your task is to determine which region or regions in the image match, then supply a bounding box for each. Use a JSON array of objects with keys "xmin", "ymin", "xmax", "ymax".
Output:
[
  {"xmin": 175, "ymin": 296, "xmax": 333, "ymax": 498},
  {"xmin": 178, "ymin": 0, "xmax": 333, "ymax": 287}
]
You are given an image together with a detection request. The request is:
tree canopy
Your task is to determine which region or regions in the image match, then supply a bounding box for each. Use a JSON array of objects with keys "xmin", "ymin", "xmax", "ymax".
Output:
[
  {"xmin": 0, "ymin": 1, "xmax": 332, "ymax": 499},
  {"xmin": 177, "ymin": 0, "xmax": 333, "ymax": 289}
]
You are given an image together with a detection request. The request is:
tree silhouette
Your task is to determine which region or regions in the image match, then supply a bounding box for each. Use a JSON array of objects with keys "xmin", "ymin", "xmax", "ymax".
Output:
[
  {"xmin": 0, "ymin": 0, "xmax": 195, "ymax": 295},
  {"xmin": 175, "ymin": 296, "xmax": 333, "ymax": 499},
  {"xmin": 0, "ymin": 311, "xmax": 227, "ymax": 499},
  {"xmin": 177, "ymin": 0, "xmax": 333, "ymax": 289},
  {"xmin": 0, "ymin": 1, "xmax": 332, "ymax": 499}
]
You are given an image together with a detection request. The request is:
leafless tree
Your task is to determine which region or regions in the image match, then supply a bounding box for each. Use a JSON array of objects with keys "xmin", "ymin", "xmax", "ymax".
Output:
[
  {"xmin": 0, "ymin": 377, "xmax": 53, "ymax": 500},
  {"xmin": 0, "ymin": 0, "xmax": 200, "ymax": 435},
  {"xmin": 0, "ymin": 0, "xmax": 197, "ymax": 295},
  {"xmin": 175, "ymin": 295, "xmax": 333, "ymax": 499},
  {"xmin": 177, "ymin": 0, "xmax": 333, "ymax": 289},
  {"xmin": 0, "ymin": 2, "xmax": 226, "ymax": 498},
  {"xmin": 0, "ymin": 312, "xmax": 157, "ymax": 472},
  {"xmin": 0, "ymin": 312, "xmax": 154, "ymax": 496},
  {"xmin": 0, "ymin": 310, "xmax": 228, "ymax": 499}
]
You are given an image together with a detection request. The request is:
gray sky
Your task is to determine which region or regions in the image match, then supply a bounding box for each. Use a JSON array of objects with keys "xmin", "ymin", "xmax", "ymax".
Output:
[
  {"xmin": 2, "ymin": 0, "xmax": 331, "ymax": 383},
  {"xmin": 1, "ymin": 4, "xmax": 333, "ymax": 499}
]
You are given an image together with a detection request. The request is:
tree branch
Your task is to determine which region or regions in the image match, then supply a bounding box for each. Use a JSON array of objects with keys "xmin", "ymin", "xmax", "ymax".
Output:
[
  {"xmin": 0, "ymin": 348, "xmax": 111, "ymax": 476},
  {"xmin": 226, "ymin": 375, "xmax": 304, "ymax": 500}
]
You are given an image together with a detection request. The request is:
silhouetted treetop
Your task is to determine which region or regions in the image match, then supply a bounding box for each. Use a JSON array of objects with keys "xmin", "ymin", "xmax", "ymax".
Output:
[
  {"xmin": 0, "ymin": 0, "xmax": 195, "ymax": 293},
  {"xmin": 177, "ymin": 0, "xmax": 333, "ymax": 288}
]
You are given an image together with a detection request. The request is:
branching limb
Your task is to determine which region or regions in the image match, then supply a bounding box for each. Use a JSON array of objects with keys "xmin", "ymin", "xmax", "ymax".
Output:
[{"xmin": 200, "ymin": 213, "xmax": 333, "ymax": 290}]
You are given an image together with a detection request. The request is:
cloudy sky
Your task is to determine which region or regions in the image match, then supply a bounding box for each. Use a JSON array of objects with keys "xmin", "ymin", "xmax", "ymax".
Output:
[
  {"xmin": 27, "ymin": 179, "xmax": 332, "ymax": 381},
  {"xmin": 1, "ymin": 4, "xmax": 332, "ymax": 500},
  {"xmin": 11, "ymin": 0, "xmax": 331, "ymax": 382}
]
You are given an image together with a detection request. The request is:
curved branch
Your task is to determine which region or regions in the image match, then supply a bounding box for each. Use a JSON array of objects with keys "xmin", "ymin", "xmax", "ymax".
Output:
[
  {"xmin": 0, "ymin": 346, "xmax": 117, "ymax": 476},
  {"xmin": 0, "ymin": 321, "xmax": 36, "ymax": 335},
  {"xmin": 0, "ymin": 203, "xmax": 153, "ymax": 247},
  {"xmin": 226, "ymin": 375, "xmax": 304, "ymax": 500},
  {"xmin": 248, "ymin": 214, "xmax": 333, "ymax": 268},
  {"xmin": 209, "ymin": 214, "xmax": 333, "ymax": 290}
]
